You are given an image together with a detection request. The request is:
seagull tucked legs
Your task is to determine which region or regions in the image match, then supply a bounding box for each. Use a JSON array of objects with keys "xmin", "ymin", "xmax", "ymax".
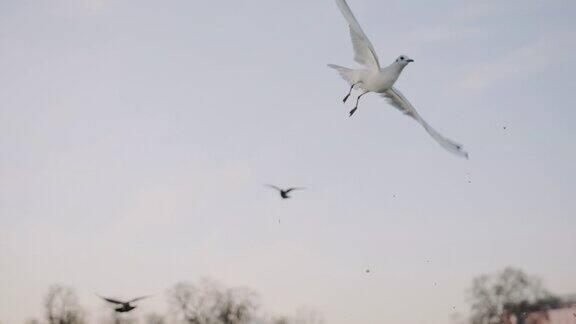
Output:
[
  {"xmin": 349, "ymin": 90, "xmax": 369, "ymax": 117},
  {"xmin": 343, "ymin": 82, "xmax": 361, "ymax": 103}
]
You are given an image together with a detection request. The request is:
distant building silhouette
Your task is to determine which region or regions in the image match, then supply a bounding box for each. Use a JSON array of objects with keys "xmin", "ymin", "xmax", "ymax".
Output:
[{"xmin": 502, "ymin": 295, "xmax": 576, "ymax": 324}]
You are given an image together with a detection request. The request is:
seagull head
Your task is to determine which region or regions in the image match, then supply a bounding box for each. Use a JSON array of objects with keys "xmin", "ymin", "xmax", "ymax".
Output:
[{"xmin": 395, "ymin": 55, "xmax": 414, "ymax": 66}]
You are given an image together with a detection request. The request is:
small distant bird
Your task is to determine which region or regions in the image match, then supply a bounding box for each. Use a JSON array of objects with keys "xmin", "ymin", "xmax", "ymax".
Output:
[
  {"xmin": 265, "ymin": 184, "xmax": 305, "ymax": 199},
  {"xmin": 328, "ymin": 0, "xmax": 468, "ymax": 158},
  {"xmin": 99, "ymin": 295, "xmax": 150, "ymax": 313}
]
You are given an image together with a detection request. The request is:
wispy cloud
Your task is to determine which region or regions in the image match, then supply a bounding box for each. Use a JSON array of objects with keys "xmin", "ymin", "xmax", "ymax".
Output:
[
  {"xmin": 453, "ymin": 32, "xmax": 576, "ymax": 93},
  {"xmin": 454, "ymin": 0, "xmax": 552, "ymax": 21},
  {"xmin": 406, "ymin": 25, "xmax": 485, "ymax": 44}
]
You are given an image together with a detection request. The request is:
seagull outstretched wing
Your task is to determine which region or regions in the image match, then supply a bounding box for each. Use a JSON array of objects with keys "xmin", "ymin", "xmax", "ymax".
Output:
[
  {"xmin": 285, "ymin": 187, "xmax": 305, "ymax": 193},
  {"xmin": 129, "ymin": 295, "xmax": 151, "ymax": 303},
  {"xmin": 265, "ymin": 184, "xmax": 281, "ymax": 192},
  {"xmin": 335, "ymin": 0, "xmax": 380, "ymax": 70},
  {"xmin": 381, "ymin": 88, "xmax": 469, "ymax": 158},
  {"xmin": 99, "ymin": 296, "xmax": 125, "ymax": 305}
]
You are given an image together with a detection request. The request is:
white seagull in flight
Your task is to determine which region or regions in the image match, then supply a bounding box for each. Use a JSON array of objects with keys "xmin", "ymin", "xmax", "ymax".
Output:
[{"xmin": 328, "ymin": 0, "xmax": 469, "ymax": 158}]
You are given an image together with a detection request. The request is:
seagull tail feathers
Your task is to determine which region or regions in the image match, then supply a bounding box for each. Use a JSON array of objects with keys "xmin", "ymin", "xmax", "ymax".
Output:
[{"xmin": 327, "ymin": 64, "xmax": 356, "ymax": 85}]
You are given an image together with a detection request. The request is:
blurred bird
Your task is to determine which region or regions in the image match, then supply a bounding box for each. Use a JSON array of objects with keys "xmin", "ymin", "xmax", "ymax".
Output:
[
  {"xmin": 328, "ymin": 0, "xmax": 468, "ymax": 158},
  {"xmin": 98, "ymin": 295, "xmax": 150, "ymax": 313},
  {"xmin": 265, "ymin": 184, "xmax": 305, "ymax": 199}
]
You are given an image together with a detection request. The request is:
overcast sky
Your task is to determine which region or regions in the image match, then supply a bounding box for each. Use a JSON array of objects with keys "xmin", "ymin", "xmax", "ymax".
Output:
[{"xmin": 1, "ymin": 0, "xmax": 575, "ymax": 323}]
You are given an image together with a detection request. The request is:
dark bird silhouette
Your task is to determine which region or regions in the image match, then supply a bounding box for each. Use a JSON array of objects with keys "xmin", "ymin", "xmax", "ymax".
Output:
[
  {"xmin": 265, "ymin": 184, "xmax": 305, "ymax": 199},
  {"xmin": 98, "ymin": 295, "xmax": 150, "ymax": 313}
]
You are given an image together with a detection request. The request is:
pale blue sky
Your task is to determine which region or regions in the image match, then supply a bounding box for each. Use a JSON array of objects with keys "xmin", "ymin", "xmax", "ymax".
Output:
[{"xmin": 1, "ymin": 0, "xmax": 575, "ymax": 323}]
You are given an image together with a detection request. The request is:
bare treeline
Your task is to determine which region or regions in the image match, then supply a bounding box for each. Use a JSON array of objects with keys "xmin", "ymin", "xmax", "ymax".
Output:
[
  {"xmin": 44, "ymin": 285, "xmax": 86, "ymax": 324},
  {"xmin": 168, "ymin": 279, "xmax": 257, "ymax": 324},
  {"xmin": 26, "ymin": 279, "xmax": 323, "ymax": 324},
  {"xmin": 467, "ymin": 267, "xmax": 556, "ymax": 324}
]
